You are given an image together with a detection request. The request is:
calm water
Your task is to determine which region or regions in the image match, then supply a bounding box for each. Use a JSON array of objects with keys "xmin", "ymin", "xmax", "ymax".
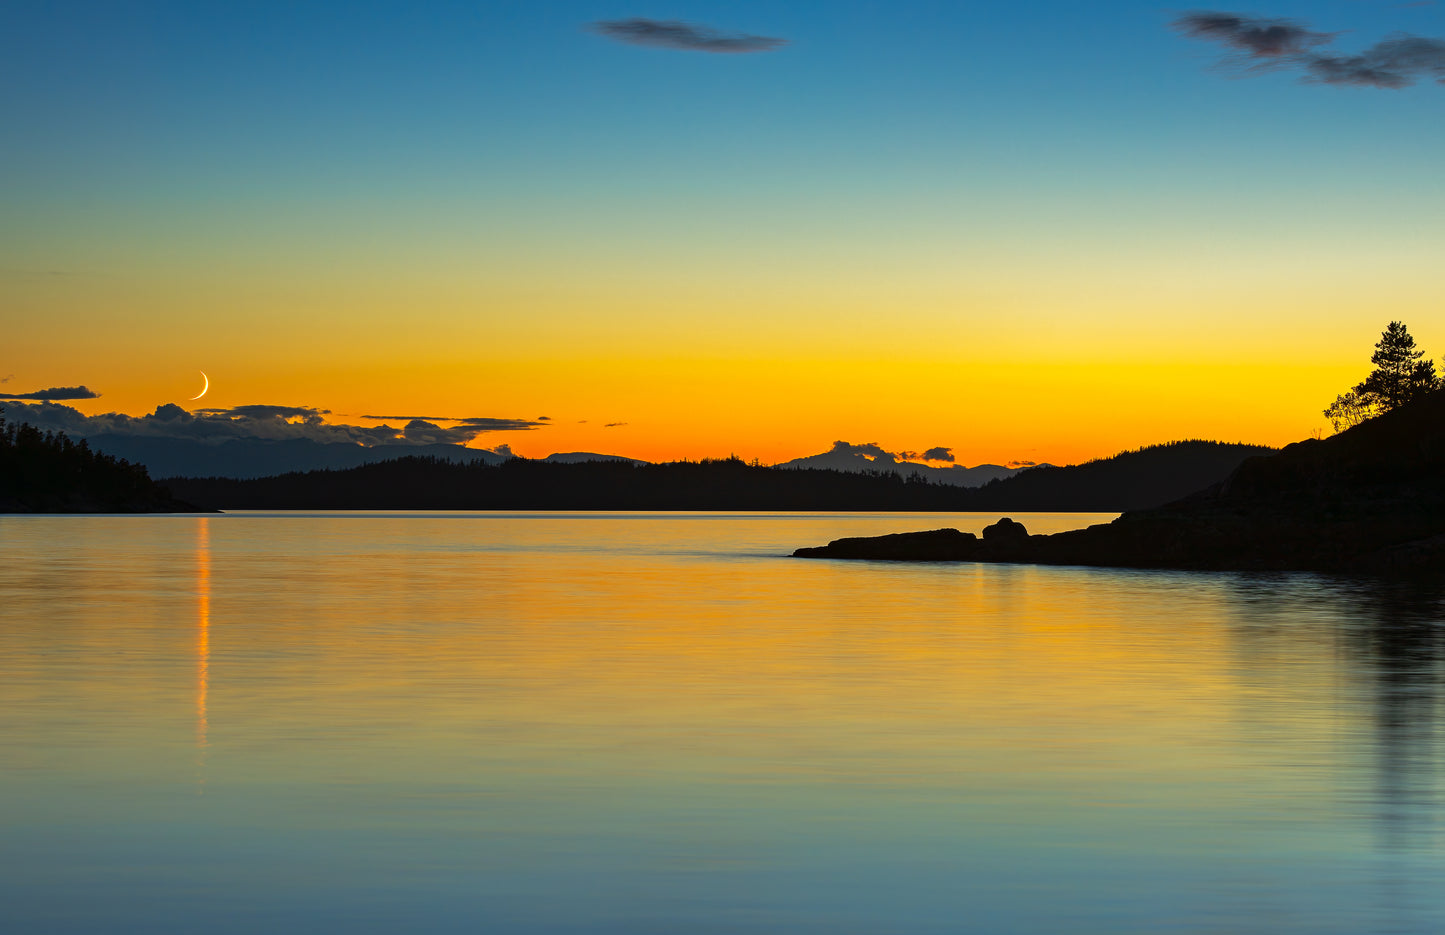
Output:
[{"xmin": 2, "ymin": 511, "xmax": 1444, "ymax": 934}]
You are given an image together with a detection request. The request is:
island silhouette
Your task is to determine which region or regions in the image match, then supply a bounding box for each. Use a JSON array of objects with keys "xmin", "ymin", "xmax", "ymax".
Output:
[{"xmin": 796, "ymin": 324, "xmax": 1445, "ymax": 574}]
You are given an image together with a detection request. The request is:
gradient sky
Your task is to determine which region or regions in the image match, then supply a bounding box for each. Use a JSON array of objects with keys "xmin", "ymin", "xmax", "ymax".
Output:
[{"xmin": 4, "ymin": 0, "xmax": 1444, "ymax": 465}]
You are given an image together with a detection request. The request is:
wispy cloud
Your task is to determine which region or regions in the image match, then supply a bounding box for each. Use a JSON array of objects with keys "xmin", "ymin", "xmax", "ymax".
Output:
[
  {"xmin": 360, "ymin": 413, "xmax": 456, "ymax": 422},
  {"xmin": 0, "ymin": 385, "xmax": 100, "ymax": 401},
  {"xmin": 604, "ymin": 422, "xmax": 628, "ymax": 428},
  {"xmin": 589, "ymin": 18, "xmax": 788, "ymax": 54},
  {"xmin": 201, "ymin": 404, "xmax": 327, "ymax": 420},
  {"xmin": 1174, "ymin": 10, "xmax": 1445, "ymax": 87},
  {"xmin": 360, "ymin": 414, "xmax": 547, "ymax": 431},
  {"xmin": 454, "ymin": 417, "xmax": 547, "ymax": 431}
]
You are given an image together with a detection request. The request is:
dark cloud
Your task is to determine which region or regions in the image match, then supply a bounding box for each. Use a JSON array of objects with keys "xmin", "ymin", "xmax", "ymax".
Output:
[
  {"xmin": 402, "ymin": 419, "xmax": 477, "ymax": 446},
  {"xmin": 359, "ymin": 414, "xmax": 547, "ymax": 432},
  {"xmin": 604, "ymin": 422, "xmax": 628, "ymax": 428},
  {"xmin": 834, "ymin": 442, "xmax": 956, "ymax": 464},
  {"xmin": 360, "ymin": 413, "xmax": 456, "ymax": 422},
  {"xmin": 453, "ymin": 417, "xmax": 548, "ymax": 431},
  {"xmin": 1173, "ymin": 12, "xmax": 1333, "ymax": 58},
  {"xmin": 0, "ymin": 374, "xmax": 12, "ymax": 384},
  {"xmin": 830, "ymin": 441, "xmax": 898, "ymax": 464},
  {"xmin": 1008, "ymin": 460, "xmax": 1039, "ymax": 468},
  {"xmin": 491, "ymin": 443, "xmax": 516, "ymax": 459},
  {"xmin": 589, "ymin": 18, "xmax": 788, "ymax": 54},
  {"xmin": 1174, "ymin": 11, "xmax": 1445, "ymax": 87},
  {"xmin": 206, "ymin": 404, "xmax": 329, "ymax": 420},
  {"xmin": 1307, "ymin": 35, "xmax": 1445, "ymax": 87},
  {"xmin": 538, "ymin": 416, "xmax": 551, "ymax": 421},
  {"xmin": 0, "ymin": 385, "xmax": 101, "ymax": 401}
]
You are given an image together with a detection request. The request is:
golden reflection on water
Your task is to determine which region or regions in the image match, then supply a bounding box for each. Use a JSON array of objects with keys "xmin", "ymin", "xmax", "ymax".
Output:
[
  {"xmin": 0, "ymin": 514, "xmax": 1442, "ymax": 934},
  {"xmin": 196, "ymin": 516, "xmax": 209, "ymax": 790}
]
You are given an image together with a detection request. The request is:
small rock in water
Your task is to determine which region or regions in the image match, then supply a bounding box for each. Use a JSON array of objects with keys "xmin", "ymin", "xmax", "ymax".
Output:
[{"xmin": 982, "ymin": 517, "xmax": 1030, "ymax": 543}]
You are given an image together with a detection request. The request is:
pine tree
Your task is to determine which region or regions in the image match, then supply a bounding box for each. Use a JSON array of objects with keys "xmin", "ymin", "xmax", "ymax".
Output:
[
  {"xmin": 1360, "ymin": 321, "xmax": 1437, "ymax": 409},
  {"xmin": 1324, "ymin": 322, "xmax": 1440, "ymax": 433}
]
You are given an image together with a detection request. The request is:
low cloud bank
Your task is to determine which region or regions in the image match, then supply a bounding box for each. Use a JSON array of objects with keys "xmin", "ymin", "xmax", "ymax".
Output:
[{"xmin": 0, "ymin": 401, "xmax": 547, "ymax": 447}]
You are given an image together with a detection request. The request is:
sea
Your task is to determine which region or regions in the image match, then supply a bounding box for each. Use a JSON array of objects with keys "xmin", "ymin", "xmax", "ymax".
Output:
[{"xmin": 2, "ymin": 511, "xmax": 1443, "ymax": 934}]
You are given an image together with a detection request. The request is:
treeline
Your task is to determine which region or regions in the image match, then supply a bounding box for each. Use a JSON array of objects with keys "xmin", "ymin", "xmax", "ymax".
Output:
[
  {"xmin": 166, "ymin": 440, "xmax": 1274, "ymax": 512},
  {"xmin": 169, "ymin": 456, "xmax": 968, "ymax": 511},
  {"xmin": 0, "ymin": 416, "xmax": 195, "ymax": 512}
]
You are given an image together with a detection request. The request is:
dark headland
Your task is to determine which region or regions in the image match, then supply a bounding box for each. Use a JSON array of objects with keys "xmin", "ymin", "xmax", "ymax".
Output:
[
  {"xmin": 795, "ymin": 390, "xmax": 1445, "ymax": 575},
  {"xmin": 0, "ymin": 417, "xmax": 204, "ymax": 513}
]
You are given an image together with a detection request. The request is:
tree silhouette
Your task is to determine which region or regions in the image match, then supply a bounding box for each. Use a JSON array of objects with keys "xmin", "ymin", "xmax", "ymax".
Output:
[
  {"xmin": 1, "ymin": 406, "xmax": 184, "ymax": 511},
  {"xmin": 1325, "ymin": 322, "xmax": 1439, "ymax": 433}
]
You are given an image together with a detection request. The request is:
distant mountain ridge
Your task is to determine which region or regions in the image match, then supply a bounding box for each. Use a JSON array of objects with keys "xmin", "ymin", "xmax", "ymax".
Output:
[
  {"xmin": 90, "ymin": 435, "xmax": 505, "ymax": 480},
  {"xmin": 775, "ymin": 448, "xmax": 1032, "ymax": 487},
  {"xmin": 541, "ymin": 451, "xmax": 646, "ymax": 465},
  {"xmin": 166, "ymin": 439, "xmax": 1272, "ymax": 513},
  {"xmin": 66, "ymin": 419, "xmax": 1034, "ymax": 485}
]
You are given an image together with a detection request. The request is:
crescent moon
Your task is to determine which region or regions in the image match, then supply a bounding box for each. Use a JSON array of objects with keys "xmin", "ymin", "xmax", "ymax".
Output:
[{"xmin": 190, "ymin": 371, "xmax": 209, "ymax": 401}]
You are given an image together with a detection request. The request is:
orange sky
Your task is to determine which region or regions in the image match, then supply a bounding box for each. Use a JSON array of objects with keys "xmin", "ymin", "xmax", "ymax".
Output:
[{"xmin": 6, "ymin": 4, "xmax": 1443, "ymax": 467}]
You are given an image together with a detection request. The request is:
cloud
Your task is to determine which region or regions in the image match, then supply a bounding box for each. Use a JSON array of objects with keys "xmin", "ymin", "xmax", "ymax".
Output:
[
  {"xmin": 1008, "ymin": 460, "xmax": 1038, "ymax": 468},
  {"xmin": 589, "ymin": 18, "xmax": 788, "ymax": 54},
  {"xmin": 830, "ymin": 441, "xmax": 899, "ymax": 464},
  {"xmin": 453, "ymin": 417, "xmax": 548, "ymax": 431},
  {"xmin": 491, "ymin": 443, "xmax": 515, "ymax": 458},
  {"xmin": 360, "ymin": 413, "xmax": 456, "ymax": 422},
  {"xmin": 0, "ymin": 385, "xmax": 101, "ymax": 401},
  {"xmin": 1307, "ymin": 35, "xmax": 1445, "ymax": 87},
  {"xmin": 402, "ymin": 419, "xmax": 476, "ymax": 446},
  {"xmin": 0, "ymin": 400, "xmax": 545, "ymax": 448},
  {"xmin": 205, "ymin": 404, "xmax": 329, "ymax": 420},
  {"xmin": 1173, "ymin": 10, "xmax": 1445, "ymax": 87},
  {"xmin": 359, "ymin": 414, "xmax": 547, "ymax": 432},
  {"xmin": 833, "ymin": 442, "xmax": 957, "ymax": 464},
  {"xmin": 1173, "ymin": 12, "xmax": 1333, "ymax": 58},
  {"xmin": 0, "ymin": 374, "xmax": 12, "ymax": 384},
  {"xmin": 604, "ymin": 422, "xmax": 628, "ymax": 428}
]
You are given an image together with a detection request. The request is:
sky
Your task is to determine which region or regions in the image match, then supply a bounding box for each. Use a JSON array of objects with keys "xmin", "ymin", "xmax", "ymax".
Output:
[{"xmin": 4, "ymin": 0, "xmax": 1444, "ymax": 466}]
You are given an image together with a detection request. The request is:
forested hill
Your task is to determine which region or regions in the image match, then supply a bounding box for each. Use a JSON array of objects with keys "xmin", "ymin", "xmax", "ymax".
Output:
[
  {"xmin": 166, "ymin": 440, "xmax": 1276, "ymax": 512},
  {"xmin": 0, "ymin": 418, "xmax": 202, "ymax": 513},
  {"xmin": 962, "ymin": 440, "xmax": 1278, "ymax": 512}
]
